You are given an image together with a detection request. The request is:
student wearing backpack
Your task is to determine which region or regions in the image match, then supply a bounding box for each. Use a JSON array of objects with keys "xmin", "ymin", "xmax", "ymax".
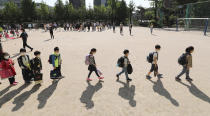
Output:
[
  {"xmin": 19, "ymin": 29, "xmax": 33, "ymax": 52},
  {"xmin": 146, "ymin": 45, "xmax": 162, "ymax": 79},
  {"xmin": 116, "ymin": 50, "xmax": 132, "ymax": 82},
  {"xmin": 176, "ymin": 46, "xmax": 194, "ymax": 81},
  {"xmin": 86, "ymin": 48, "xmax": 104, "ymax": 81},
  {"xmin": 49, "ymin": 47, "xmax": 63, "ymax": 79},
  {"xmin": 31, "ymin": 51, "xmax": 43, "ymax": 85},
  {"xmin": 17, "ymin": 48, "xmax": 33, "ymax": 83}
]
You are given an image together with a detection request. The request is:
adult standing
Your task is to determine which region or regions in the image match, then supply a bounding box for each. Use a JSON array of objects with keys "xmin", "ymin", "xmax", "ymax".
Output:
[
  {"xmin": 129, "ymin": 24, "xmax": 133, "ymax": 36},
  {"xmin": 120, "ymin": 23, "xmax": 123, "ymax": 34},
  {"xmin": 20, "ymin": 29, "xmax": 33, "ymax": 51},
  {"xmin": 49, "ymin": 26, "xmax": 54, "ymax": 39}
]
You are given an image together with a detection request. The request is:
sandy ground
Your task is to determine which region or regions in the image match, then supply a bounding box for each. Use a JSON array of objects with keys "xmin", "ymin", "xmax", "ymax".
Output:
[{"xmin": 0, "ymin": 27, "xmax": 210, "ymax": 116}]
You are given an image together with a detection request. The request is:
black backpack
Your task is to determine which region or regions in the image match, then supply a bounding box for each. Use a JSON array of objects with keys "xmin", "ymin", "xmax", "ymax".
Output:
[
  {"xmin": 147, "ymin": 52, "xmax": 158, "ymax": 63},
  {"xmin": 178, "ymin": 53, "xmax": 187, "ymax": 65},
  {"xmin": 117, "ymin": 57, "xmax": 124, "ymax": 67},
  {"xmin": 48, "ymin": 55, "xmax": 53, "ymax": 64}
]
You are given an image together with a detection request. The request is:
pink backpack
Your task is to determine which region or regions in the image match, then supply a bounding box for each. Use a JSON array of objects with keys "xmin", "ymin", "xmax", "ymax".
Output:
[{"xmin": 85, "ymin": 55, "xmax": 90, "ymax": 65}]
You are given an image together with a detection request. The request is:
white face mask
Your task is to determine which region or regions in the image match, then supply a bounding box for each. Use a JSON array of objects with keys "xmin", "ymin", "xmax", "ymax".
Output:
[{"xmin": 4, "ymin": 56, "xmax": 10, "ymax": 59}]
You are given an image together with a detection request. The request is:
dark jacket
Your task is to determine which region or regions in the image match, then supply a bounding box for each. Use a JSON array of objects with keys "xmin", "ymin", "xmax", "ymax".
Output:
[
  {"xmin": 31, "ymin": 57, "xmax": 42, "ymax": 71},
  {"xmin": 17, "ymin": 55, "xmax": 30, "ymax": 69}
]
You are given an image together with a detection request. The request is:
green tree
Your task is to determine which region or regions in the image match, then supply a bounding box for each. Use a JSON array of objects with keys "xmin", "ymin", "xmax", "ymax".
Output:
[
  {"xmin": 107, "ymin": 0, "xmax": 117, "ymax": 23},
  {"xmin": 21, "ymin": 0, "xmax": 37, "ymax": 22},
  {"xmin": 128, "ymin": 0, "xmax": 135, "ymax": 24},
  {"xmin": 64, "ymin": 1, "xmax": 74, "ymax": 22},
  {"xmin": 54, "ymin": 0, "xmax": 65, "ymax": 22},
  {"xmin": 37, "ymin": 2, "xmax": 49, "ymax": 22},
  {"xmin": 116, "ymin": 0, "xmax": 128, "ymax": 24},
  {"xmin": 3, "ymin": 2, "xmax": 20, "ymax": 23}
]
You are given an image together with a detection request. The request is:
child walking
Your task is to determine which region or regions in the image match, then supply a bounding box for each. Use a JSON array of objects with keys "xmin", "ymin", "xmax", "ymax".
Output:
[
  {"xmin": 146, "ymin": 45, "xmax": 162, "ymax": 79},
  {"xmin": 176, "ymin": 46, "xmax": 194, "ymax": 81},
  {"xmin": 86, "ymin": 48, "xmax": 104, "ymax": 81},
  {"xmin": 31, "ymin": 51, "xmax": 43, "ymax": 85},
  {"xmin": 116, "ymin": 50, "xmax": 132, "ymax": 82},
  {"xmin": 0, "ymin": 52, "xmax": 18, "ymax": 85}
]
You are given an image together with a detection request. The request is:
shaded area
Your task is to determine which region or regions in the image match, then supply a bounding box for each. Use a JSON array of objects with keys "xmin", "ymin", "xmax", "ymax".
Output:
[
  {"xmin": 12, "ymin": 84, "xmax": 41, "ymax": 111},
  {"xmin": 0, "ymin": 84, "xmax": 30, "ymax": 108},
  {"xmin": 80, "ymin": 81, "xmax": 103, "ymax": 109},
  {"xmin": 37, "ymin": 81, "xmax": 59, "ymax": 109},
  {"xmin": 117, "ymin": 80, "xmax": 136, "ymax": 107},
  {"xmin": 148, "ymin": 78, "xmax": 179, "ymax": 106},
  {"xmin": 178, "ymin": 81, "xmax": 210, "ymax": 104},
  {"xmin": 0, "ymin": 86, "xmax": 12, "ymax": 97},
  {"xmin": 43, "ymin": 38, "xmax": 53, "ymax": 42}
]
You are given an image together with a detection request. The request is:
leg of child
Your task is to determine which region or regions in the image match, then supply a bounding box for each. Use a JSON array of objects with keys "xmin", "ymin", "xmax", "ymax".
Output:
[
  {"xmin": 88, "ymin": 71, "xmax": 93, "ymax": 78},
  {"xmin": 117, "ymin": 68, "xmax": 125, "ymax": 77},
  {"xmin": 8, "ymin": 77, "xmax": 15, "ymax": 84},
  {"xmin": 176, "ymin": 66, "xmax": 187, "ymax": 79}
]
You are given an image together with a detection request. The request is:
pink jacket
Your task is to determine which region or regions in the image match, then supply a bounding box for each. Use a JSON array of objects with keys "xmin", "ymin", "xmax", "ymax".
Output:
[{"xmin": 0, "ymin": 59, "xmax": 16, "ymax": 79}]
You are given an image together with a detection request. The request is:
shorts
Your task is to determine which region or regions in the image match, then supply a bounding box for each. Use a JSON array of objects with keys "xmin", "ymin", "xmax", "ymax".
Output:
[{"xmin": 150, "ymin": 64, "xmax": 158, "ymax": 72}]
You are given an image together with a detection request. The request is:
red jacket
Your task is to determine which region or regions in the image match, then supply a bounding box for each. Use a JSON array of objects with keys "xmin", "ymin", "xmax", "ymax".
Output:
[{"xmin": 0, "ymin": 59, "xmax": 16, "ymax": 79}]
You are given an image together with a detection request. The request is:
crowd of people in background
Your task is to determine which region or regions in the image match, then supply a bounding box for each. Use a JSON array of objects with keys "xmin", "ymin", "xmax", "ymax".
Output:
[{"xmin": 0, "ymin": 22, "xmax": 195, "ymax": 86}]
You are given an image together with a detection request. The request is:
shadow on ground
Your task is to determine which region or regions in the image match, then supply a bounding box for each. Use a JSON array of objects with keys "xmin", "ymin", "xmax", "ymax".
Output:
[
  {"xmin": 148, "ymin": 78, "xmax": 179, "ymax": 107},
  {"xmin": 44, "ymin": 38, "xmax": 53, "ymax": 42},
  {"xmin": 177, "ymin": 81, "xmax": 210, "ymax": 104},
  {"xmin": 80, "ymin": 81, "xmax": 103, "ymax": 109},
  {"xmin": 0, "ymin": 84, "xmax": 30, "ymax": 108},
  {"xmin": 12, "ymin": 84, "xmax": 41, "ymax": 111},
  {"xmin": 117, "ymin": 80, "xmax": 136, "ymax": 107},
  {"xmin": 0, "ymin": 86, "xmax": 12, "ymax": 97},
  {"xmin": 37, "ymin": 81, "xmax": 59, "ymax": 109}
]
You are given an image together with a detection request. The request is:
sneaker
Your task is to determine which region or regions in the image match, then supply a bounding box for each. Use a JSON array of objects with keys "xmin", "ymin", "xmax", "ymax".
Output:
[
  {"xmin": 127, "ymin": 78, "xmax": 132, "ymax": 82},
  {"xmin": 186, "ymin": 77, "xmax": 193, "ymax": 82},
  {"xmin": 175, "ymin": 77, "xmax": 181, "ymax": 81},
  {"xmin": 146, "ymin": 75, "xmax": 151, "ymax": 79},
  {"xmin": 157, "ymin": 74, "xmax": 163, "ymax": 78},
  {"xmin": 11, "ymin": 82, "xmax": 18, "ymax": 86},
  {"xmin": 87, "ymin": 78, "xmax": 93, "ymax": 81},
  {"xmin": 98, "ymin": 77, "xmax": 104, "ymax": 80},
  {"xmin": 13, "ymin": 82, "xmax": 18, "ymax": 84}
]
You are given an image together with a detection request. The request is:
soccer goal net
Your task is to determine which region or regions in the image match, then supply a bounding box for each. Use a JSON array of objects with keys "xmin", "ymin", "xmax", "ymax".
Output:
[
  {"xmin": 177, "ymin": 18, "xmax": 209, "ymax": 35},
  {"xmin": 176, "ymin": 1, "xmax": 210, "ymax": 35}
]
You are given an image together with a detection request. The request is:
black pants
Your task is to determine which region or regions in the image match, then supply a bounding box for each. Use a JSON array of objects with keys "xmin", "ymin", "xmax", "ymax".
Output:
[
  {"xmin": 88, "ymin": 65, "xmax": 100, "ymax": 78},
  {"xmin": 55, "ymin": 66, "xmax": 62, "ymax": 77},
  {"xmin": 120, "ymin": 28, "xmax": 123, "ymax": 34},
  {"xmin": 22, "ymin": 69, "xmax": 32, "ymax": 83},
  {"xmin": 8, "ymin": 77, "xmax": 15, "ymax": 84},
  {"xmin": 50, "ymin": 32, "xmax": 54, "ymax": 39},
  {"xmin": 23, "ymin": 39, "xmax": 33, "ymax": 50},
  {"xmin": 129, "ymin": 29, "xmax": 132, "ymax": 35}
]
